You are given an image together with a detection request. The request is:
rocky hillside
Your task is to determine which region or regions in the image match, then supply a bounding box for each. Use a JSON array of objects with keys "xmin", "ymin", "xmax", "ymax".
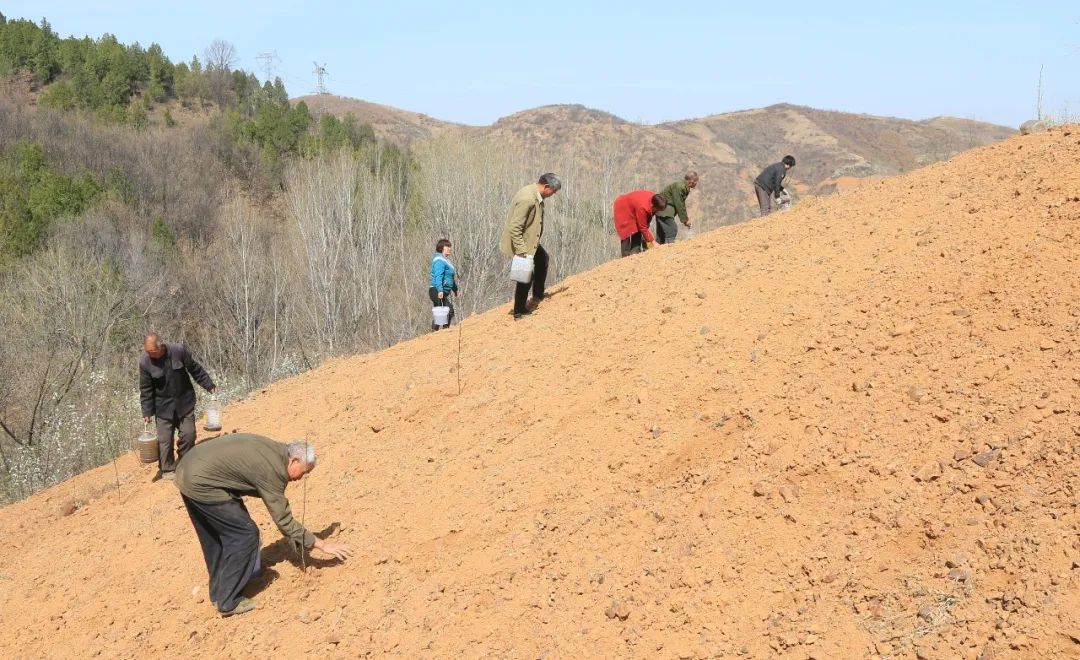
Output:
[
  {"xmin": 0, "ymin": 126, "xmax": 1076, "ymax": 659},
  {"xmin": 298, "ymin": 95, "xmax": 1014, "ymax": 224}
]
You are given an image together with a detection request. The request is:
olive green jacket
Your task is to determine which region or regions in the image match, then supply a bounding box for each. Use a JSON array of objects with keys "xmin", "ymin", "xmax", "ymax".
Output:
[
  {"xmin": 176, "ymin": 433, "xmax": 316, "ymax": 549},
  {"xmin": 655, "ymin": 180, "xmax": 691, "ymax": 224},
  {"xmin": 499, "ymin": 184, "xmax": 545, "ymax": 256}
]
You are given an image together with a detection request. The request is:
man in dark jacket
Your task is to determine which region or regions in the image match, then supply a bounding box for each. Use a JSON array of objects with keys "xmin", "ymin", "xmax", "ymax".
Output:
[
  {"xmin": 176, "ymin": 434, "xmax": 352, "ymax": 616},
  {"xmin": 654, "ymin": 171, "xmax": 698, "ymax": 244},
  {"xmin": 754, "ymin": 155, "xmax": 796, "ymax": 216},
  {"xmin": 139, "ymin": 333, "xmax": 216, "ymax": 480}
]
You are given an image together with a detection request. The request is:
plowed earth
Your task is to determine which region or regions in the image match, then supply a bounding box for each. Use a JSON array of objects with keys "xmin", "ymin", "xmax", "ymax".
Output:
[{"xmin": 1, "ymin": 127, "xmax": 1077, "ymax": 659}]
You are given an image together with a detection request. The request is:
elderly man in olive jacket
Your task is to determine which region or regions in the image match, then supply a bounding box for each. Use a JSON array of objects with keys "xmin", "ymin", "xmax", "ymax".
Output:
[
  {"xmin": 176, "ymin": 433, "xmax": 352, "ymax": 616},
  {"xmin": 654, "ymin": 171, "xmax": 699, "ymax": 244},
  {"xmin": 499, "ymin": 173, "xmax": 562, "ymax": 319},
  {"xmin": 139, "ymin": 333, "xmax": 215, "ymax": 480}
]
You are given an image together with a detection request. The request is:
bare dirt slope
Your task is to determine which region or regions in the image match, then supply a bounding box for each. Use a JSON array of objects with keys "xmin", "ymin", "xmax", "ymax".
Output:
[{"xmin": 0, "ymin": 128, "xmax": 1077, "ymax": 659}]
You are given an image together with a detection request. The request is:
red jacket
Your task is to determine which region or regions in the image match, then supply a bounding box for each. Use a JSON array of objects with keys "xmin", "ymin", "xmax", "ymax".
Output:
[{"xmin": 613, "ymin": 190, "xmax": 657, "ymax": 242}]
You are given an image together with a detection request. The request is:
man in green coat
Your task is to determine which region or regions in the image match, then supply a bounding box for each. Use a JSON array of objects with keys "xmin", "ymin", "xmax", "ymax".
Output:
[
  {"xmin": 176, "ymin": 433, "xmax": 352, "ymax": 616},
  {"xmin": 653, "ymin": 171, "xmax": 699, "ymax": 244},
  {"xmin": 499, "ymin": 173, "xmax": 562, "ymax": 319}
]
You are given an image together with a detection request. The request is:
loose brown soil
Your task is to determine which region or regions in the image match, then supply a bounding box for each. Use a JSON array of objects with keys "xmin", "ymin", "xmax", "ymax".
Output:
[{"xmin": 0, "ymin": 127, "xmax": 1077, "ymax": 659}]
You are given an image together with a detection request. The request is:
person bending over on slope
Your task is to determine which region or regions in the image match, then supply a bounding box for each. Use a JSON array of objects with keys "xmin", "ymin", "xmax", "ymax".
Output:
[
  {"xmin": 654, "ymin": 171, "xmax": 698, "ymax": 243},
  {"xmin": 614, "ymin": 190, "xmax": 668, "ymax": 257},
  {"xmin": 175, "ymin": 433, "xmax": 351, "ymax": 617},
  {"xmin": 754, "ymin": 155, "xmax": 795, "ymax": 216}
]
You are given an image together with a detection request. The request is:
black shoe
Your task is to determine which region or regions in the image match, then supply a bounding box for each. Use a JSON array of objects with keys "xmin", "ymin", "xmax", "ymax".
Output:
[{"xmin": 512, "ymin": 310, "xmax": 531, "ymax": 320}]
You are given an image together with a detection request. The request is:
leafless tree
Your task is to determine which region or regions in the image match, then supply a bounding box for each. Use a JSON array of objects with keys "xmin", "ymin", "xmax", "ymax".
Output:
[{"xmin": 204, "ymin": 39, "xmax": 239, "ymax": 72}]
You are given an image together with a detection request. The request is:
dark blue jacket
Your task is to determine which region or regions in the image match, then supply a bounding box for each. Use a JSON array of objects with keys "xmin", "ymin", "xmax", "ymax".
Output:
[
  {"xmin": 139, "ymin": 343, "xmax": 215, "ymax": 419},
  {"xmin": 755, "ymin": 162, "xmax": 788, "ymax": 195}
]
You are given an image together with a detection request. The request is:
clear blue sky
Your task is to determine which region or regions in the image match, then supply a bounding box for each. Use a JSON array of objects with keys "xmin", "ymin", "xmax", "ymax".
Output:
[{"xmin": 4, "ymin": 1, "xmax": 1078, "ymax": 127}]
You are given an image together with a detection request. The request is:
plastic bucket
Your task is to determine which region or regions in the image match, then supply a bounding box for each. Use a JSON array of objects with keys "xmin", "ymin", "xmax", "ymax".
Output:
[
  {"xmin": 509, "ymin": 254, "xmax": 534, "ymax": 284},
  {"xmin": 432, "ymin": 305, "xmax": 450, "ymax": 327},
  {"xmin": 135, "ymin": 425, "xmax": 159, "ymax": 464},
  {"xmin": 204, "ymin": 396, "xmax": 222, "ymax": 431}
]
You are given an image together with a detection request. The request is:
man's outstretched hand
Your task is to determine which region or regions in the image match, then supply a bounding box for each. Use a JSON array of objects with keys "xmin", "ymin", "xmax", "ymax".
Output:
[{"xmin": 313, "ymin": 538, "xmax": 352, "ymax": 560}]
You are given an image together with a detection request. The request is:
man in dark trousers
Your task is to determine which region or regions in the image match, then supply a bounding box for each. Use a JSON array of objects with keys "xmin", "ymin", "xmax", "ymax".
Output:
[
  {"xmin": 139, "ymin": 333, "xmax": 215, "ymax": 480},
  {"xmin": 499, "ymin": 173, "xmax": 561, "ymax": 319},
  {"xmin": 176, "ymin": 434, "xmax": 352, "ymax": 616},
  {"xmin": 614, "ymin": 190, "xmax": 668, "ymax": 257},
  {"xmin": 654, "ymin": 171, "xmax": 698, "ymax": 243},
  {"xmin": 754, "ymin": 155, "xmax": 796, "ymax": 216}
]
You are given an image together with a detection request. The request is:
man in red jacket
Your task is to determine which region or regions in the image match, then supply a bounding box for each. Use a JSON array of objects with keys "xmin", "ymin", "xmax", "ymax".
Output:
[{"xmin": 614, "ymin": 190, "xmax": 668, "ymax": 257}]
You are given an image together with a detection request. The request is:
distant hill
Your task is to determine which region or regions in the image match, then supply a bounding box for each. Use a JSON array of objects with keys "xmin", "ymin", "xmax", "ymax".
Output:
[{"xmin": 295, "ymin": 94, "xmax": 1014, "ymax": 225}]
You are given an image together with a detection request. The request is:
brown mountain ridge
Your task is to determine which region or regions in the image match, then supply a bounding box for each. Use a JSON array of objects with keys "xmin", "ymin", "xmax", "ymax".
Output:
[{"xmin": 296, "ymin": 94, "xmax": 1014, "ymax": 224}]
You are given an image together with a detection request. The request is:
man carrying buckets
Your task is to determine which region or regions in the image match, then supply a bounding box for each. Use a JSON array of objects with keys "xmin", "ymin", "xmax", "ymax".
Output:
[
  {"xmin": 175, "ymin": 434, "xmax": 352, "ymax": 617},
  {"xmin": 499, "ymin": 173, "xmax": 561, "ymax": 320},
  {"xmin": 139, "ymin": 333, "xmax": 215, "ymax": 481}
]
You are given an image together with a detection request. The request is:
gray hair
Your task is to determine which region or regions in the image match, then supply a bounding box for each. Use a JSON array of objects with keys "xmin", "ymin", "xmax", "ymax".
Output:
[
  {"xmin": 685, "ymin": 171, "xmax": 699, "ymax": 181},
  {"xmin": 286, "ymin": 440, "xmax": 317, "ymax": 467},
  {"xmin": 538, "ymin": 173, "xmax": 562, "ymax": 191}
]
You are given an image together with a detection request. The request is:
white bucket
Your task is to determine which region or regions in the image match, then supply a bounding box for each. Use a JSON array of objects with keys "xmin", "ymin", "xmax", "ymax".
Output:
[
  {"xmin": 432, "ymin": 305, "xmax": 450, "ymax": 327},
  {"xmin": 204, "ymin": 396, "xmax": 222, "ymax": 431},
  {"xmin": 682, "ymin": 227, "xmax": 695, "ymax": 241},
  {"xmin": 509, "ymin": 254, "xmax": 534, "ymax": 284}
]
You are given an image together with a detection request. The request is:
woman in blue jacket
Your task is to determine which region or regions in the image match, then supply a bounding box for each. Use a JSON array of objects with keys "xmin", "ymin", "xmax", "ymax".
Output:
[{"xmin": 429, "ymin": 238, "xmax": 459, "ymax": 330}]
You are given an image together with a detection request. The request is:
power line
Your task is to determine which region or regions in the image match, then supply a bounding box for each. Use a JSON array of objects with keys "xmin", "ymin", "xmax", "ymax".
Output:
[{"xmin": 312, "ymin": 62, "xmax": 329, "ymax": 95}]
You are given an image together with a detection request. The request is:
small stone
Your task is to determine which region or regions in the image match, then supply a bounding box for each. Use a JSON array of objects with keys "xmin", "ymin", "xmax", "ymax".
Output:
[
  {"xmin": 918, "ymin": 605, "xmax": 936, "ymax": 622},
  {"xmin": 326, "ymin": 633, "xmax": 341, "ymax": 645},
  {"xmin": 946, "ymin": 553, "xmax": 970, "ymax": 568},
  {"xmin": 1039, "ymin": 339, "xmax": 1056, "ymax": 351},
  {"xmin": 605, "ymin": 600, "xmax": 631, "ymax": 621},
  {"xmin": 914, "ymin": 462, "xmax": 942, "ymax": 482},
  {"xmin": 954, "ymin": 449, "xmax": 971, "ymax": 462},
  {"xmin": 1009, "ymin": 635, "xmax": 1030, "ymax": 650},
  {"xmin": 907, "ymin": 385, "xmax": 928, "ymax": 402},
  {"xmin": 890, "ymin": 323, "xmax": 916, "ymax": 337},
  {"xmin": 700, "ymin": 326, "xmax": 711, "ymax": 336},
  {"xmin": 948, "ymin": 568, "xmax": 971, "ymax": 581},
  {"xmin": 695, "ymin": 292, "xmax": 706, "ymax": 300},
  {"xmin": 975, "ymin": 494, "xmax": 993, "ymax": 507},
  {"xmin": 752, "ymin": 482, "xmax": 769, "ymax": 497},
  {"xmin": 932, "ymin": 409, "xmax": 951, "ymax": 422},
  {"xmin": 972, "ymin": 449, "xmax": 1000, "ymax": 467},
  {"xmin": 778, "ymin": 485, "xmax": 800, "ymax": 503},
  {"xmin": 297, "ymin": 608, "xmax": 311, "ymax": 624},
  {"xmin": 952, "ymin": 308, "xmax": 971, "ymax": 317}
]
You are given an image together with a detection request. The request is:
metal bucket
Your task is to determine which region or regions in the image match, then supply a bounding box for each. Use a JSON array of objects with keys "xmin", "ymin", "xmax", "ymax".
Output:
[{"xmin": 135, "ymin": 425, "xmax": 159, "ymax": 464}]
